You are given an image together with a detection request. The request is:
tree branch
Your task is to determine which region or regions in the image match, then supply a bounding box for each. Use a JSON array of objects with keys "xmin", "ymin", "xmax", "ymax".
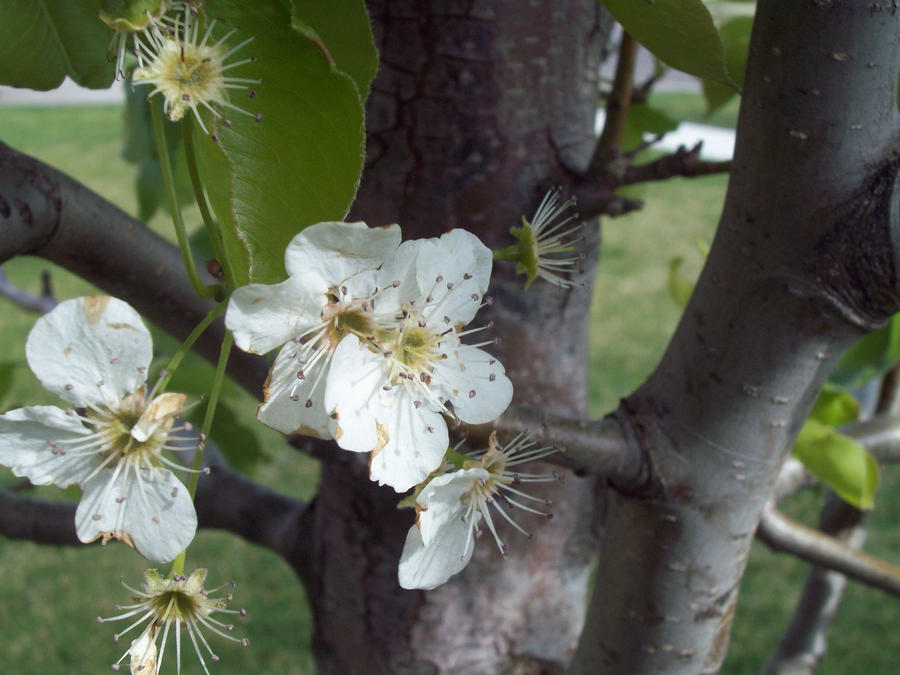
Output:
[
  {"xmin": 0, "ymin": 443, "xmax": 308, "ymax": 560},
  {"xmin": 591, "ymin": 31, "xmax": 638, "ymax": 167},
  {"xmin": 843, "ymin": 415, "xmax": 900, "ymax": 462},
  {"xmin": 773, "ymin": 458, "xmax": 815, "ymax": 503},
  {"xmin": 0, "ymin": 141, "xmax": 269, "ymax": 397},
  {"xmin": 756, "ymin": 503, "xmax": 900, "ymax": 598},
  {"xmin": 622, "ymin": 142, "xmax": 732, "ymax": 184},
  {"xmin": 494, "ymin": 405, "xmax": 644, "ymax": 486},
  {"xmin": 193, "ymin": 448, "xmax": 309, "ymax": 560},
  {"xmin": 0, "ymin": 490, "xmax": 81, "ymax": 546},
  {"xmin": 763, "ymin": 494, "xmax": 867, "ymax": 675},
  {"xmin": 571, "ymin": 142, "xmax": 732, "ymax": 222}
]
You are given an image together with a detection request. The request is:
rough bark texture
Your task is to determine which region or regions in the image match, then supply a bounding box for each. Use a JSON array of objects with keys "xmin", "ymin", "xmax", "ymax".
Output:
[
  {"xmin": 297, "ymin": 1, "xmax": 613, "ymax": 672},
  {"xmin": 572, "ymin": 2, "xmax": 900, "ymax": 673}
]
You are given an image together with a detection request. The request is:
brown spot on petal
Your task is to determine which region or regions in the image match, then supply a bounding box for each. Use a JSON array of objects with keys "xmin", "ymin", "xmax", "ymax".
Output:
[
  {"xmin": 89, "ymin": 529, "xmax": 137, "ymax": 551},
  {"xmin": 334, "ymin": 425, "xmax": 343, "ymax": 440},
  {"xmin": 370, "ymin": 422, "xmax": 390, "ymax": 462},
  {"xmin": 82, "ymin": 295, "xmax": 110, "ymax": 323},
  {"xmin": 291, "ymin": 424, "xmax": 327, "ymax": 439}
]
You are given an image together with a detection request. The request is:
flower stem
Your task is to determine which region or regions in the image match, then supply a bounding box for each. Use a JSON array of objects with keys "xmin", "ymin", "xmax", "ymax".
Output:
[
  {"xmin": 493, "ymin": 244, "xmax": 520, "ymax": 263},
  {"xmin": 150, "ymin": 101, "xmax": 216, "ymax": 299},
  {"xmin": 155, "ymin": 300, "xmax": 227, "ymax": 395},
  {"xmin": 181, "ymin": 115, "xmax": 236, "ymax": 291},
  {"xmin": 191, "ymin": 330, "xmax": 233, "ymax": 491},
  {"xmin": 169, "ymin": 329, "xmax": 233, "ymax": 578},
  {"xmin": 445, "ymin": 447, "xmax": 469, "ymax": 470}
]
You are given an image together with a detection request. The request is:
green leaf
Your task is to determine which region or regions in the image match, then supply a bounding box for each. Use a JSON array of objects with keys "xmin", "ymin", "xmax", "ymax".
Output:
[
  {"xmin": 702, "ymin": 16, "xmax": 753, "ymax": 115},
  {"xmin": 667, "ymin": 257, "xmax": 694, "ymax": 308},
  {"xmin": 291, "ymin": 0, "xmax": 378, "ymax": 102},
  {"xmin": 195, "ymin": 0, "xmax": 366, "ymax": 286},
  {"xmin": 830, "ymin": 312, "xmax": 900, "ymax": 388},
  {"xmin": 621, "ymin": 102, "xmax": 679, "ymax": 151},
  {"xmin": 601, "ymin": 0, "xmax": 735, "ymax": 87},
  {"xmin": 809, "ymin": 383, "xmax": 860, "ymax": 427},
  {"xmin": 0, "ymin": 0, "xmax": 115, "ymax": 90},
  {"xmin": 792, "ymin": 419, "xmax": 879, "ymax": 510}
]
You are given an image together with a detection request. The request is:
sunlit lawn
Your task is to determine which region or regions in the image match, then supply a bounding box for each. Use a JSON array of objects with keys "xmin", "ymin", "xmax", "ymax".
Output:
[{"xmin": 0, "ymin": 98, "xmax": 897, "ymax": 674}]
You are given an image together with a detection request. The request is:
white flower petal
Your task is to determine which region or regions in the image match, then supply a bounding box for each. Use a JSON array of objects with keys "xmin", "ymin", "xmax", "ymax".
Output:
[
  {"xmin": 0, "ymin": 406, "xmax": 99, "ymax": 487},
  {"xmin": 131, "ymin": 392, "xmax": 185, "ymax": 443},
  {"xmin": 257, "ymin": 342, "xmax": 333, "ymax": 438},
  {"xmin": 225, "ymin": 276, "xmax": 322, "ymax": 355},
  {"xmin": 432, "ymin": 345, "xmax": 513, "ymax": 424},
  {"xmin": 397, "ymin": 510, "xmax": 479, "ymax": 590},
  {"xmin": 415, "ymin": 229, "xmax": 492, "ymax": 326},
  {"xmin": 325, "ymin": 334, "xmax": 389, "ymax": 452},
  {"xmin": 76, "ymin": 467, "xmax": 197, "ymax": 563},
  {"xmin": 372, "ymin": 238, "xmax": 426, "ymax": 309},
  {"xmin": 128, "ymin": 631, "xmax": 158, "ymax": 675},
  {"xmin": 416, "ymin": 468, "xmax": 489, "ymax": 546},
  {"xmin": 367, "ymin": 387, "xmax": 449, "ymax": 493},
  {"xmin": 25, "ymin": 296, "xmax": 151, "ymax": 409},
  {"xmin": 284, "ymin": 221, "xmax": 402, "ymax": 292}
]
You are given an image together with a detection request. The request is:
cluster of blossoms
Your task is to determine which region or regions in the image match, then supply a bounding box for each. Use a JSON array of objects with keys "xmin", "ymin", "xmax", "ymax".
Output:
[
  {"xmin": 101, "ymin": 0, "xmax": 261, "ymax": 134},
  {"xmin": 0, "ymin": 295, "xmax": 252, "ymax": 672},
  {"xmin": 225, "ymin": 222, "xmax": 515, "ymax": 493},
  {"xmin": 226, "ymin": 220, "xmax": 567, "ymax": 586},
  {"xmin": 0, "ymin": 204, "xmax": 575, "ymax": 668}
]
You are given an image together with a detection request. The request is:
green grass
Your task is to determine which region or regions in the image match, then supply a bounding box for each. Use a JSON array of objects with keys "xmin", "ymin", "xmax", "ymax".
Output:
[{"xmin": 1, "ymin": 94, "xmax": 898, "ymax": 673}]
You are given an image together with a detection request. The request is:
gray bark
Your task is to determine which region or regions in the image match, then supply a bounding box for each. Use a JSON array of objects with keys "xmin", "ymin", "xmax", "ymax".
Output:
[
  {"xmin": 298, "ymin": 2, "xmax": 614, "ymax": 671},
  {"xmin": 572, "ymin": 2, "xmax": 900, "ymax": 672}
]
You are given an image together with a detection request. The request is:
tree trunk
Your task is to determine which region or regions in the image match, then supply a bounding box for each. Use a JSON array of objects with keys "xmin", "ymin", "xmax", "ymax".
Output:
[
  {"xmin": 572, "ymin": 2, "xmax": 900, "ymax": 673},
  {"xmin": 296, "ymin": 1, "xmax": 613, "ymax": 672}
]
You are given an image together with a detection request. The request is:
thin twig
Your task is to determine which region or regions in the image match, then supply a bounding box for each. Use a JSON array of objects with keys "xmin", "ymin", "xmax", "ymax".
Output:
[
  {"xmin": 591, "ymin": 31, "xmax": 639, "ymax": 169},
  {"xmin": 622, "ymin": 142, "xmax": 732, "ymax": 184},
  {"xmin": 0, "ymin": 267, "xmax": 57, "ymax": 313},
  {"xmin": 843, "ymin": 415, "xmax": 900, "ymax": 462},
  {"xmin": 757, "ymin": 503, "xmax": 900, "ymax": 598},
  {"xmin": 763, "ymin": 494, "xmax": 866, "ymax": 675},
  {"xmin": 773, "ymin": 458, "xmax": 815, "ymax": 503},
  {"xmin": 571, "ymin": 142, "xmax": 731, "ymax": 221}
]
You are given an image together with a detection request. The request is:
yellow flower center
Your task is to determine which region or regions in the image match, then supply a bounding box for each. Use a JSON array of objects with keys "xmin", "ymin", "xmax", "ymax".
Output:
[{"xmin": 326, "ymin": 307, "xmax": 375, "ymax": 347}]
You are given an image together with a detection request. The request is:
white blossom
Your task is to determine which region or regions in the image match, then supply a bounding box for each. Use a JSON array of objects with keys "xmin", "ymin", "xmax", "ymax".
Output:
[
  {"xmin": 0, "ymin": 296, "xmax": 196, "ymax": 562},
  {"xmin": 505, "ymin": 188, "xmax": 584, "ymax": 289},
  {"xmin": 325, "ymin": 229, "xmax": 513, "ymax": 492},
  {"xmin": 398, "ymin": 433, "xmax": 561, "ymax": 590},
  {"xmin": 99, "ymin": 568, "xmax": 248, "ymax": 674},
  {"xmin": 226, "ymin": 221, "xmax": 401, "ymax": 439},
  {"xmin": 132, "ymin": 2, "xmax": 261, "ymax": 132}
]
